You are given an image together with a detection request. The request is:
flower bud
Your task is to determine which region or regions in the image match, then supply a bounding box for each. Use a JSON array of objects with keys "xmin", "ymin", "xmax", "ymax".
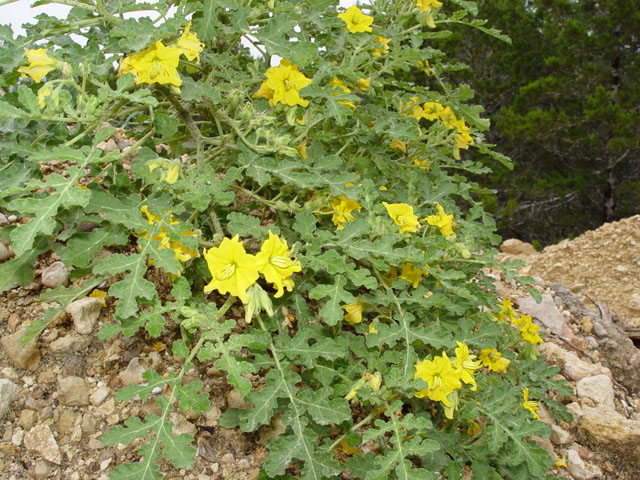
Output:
[
  {"xmin": 244, "ymin": 283, "xmax": 274, "ymax": 324},
  {"xmin": 61, "ymin": 62, "xmax": 73, "ymax": 78}
]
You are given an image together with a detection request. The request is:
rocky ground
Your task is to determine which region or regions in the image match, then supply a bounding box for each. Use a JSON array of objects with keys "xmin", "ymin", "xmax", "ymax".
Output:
[{"xmin": 0, "ymin": 213, "xmax": 639, "ymax": 479}]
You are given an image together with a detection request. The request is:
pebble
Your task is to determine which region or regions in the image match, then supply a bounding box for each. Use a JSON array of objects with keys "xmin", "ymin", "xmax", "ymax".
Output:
[
  {"xmin": 90, "ymin": 386, "xmax": 111, "ymax": 406},
  {"xmin": 62, "ymin": 353, "xmax": 86, "ymax": 376},
  {"xmin": 57, "ymin": 376, "xmax": 90, "ymax": 406},
  {"xmin": 0, "ymin": 212, "xmax": 8, "ymax": 225},
  {"xmin": 24, "ymin": 424, "xmax": 62, "ymax": 465},
  {"xmin": 0, "ymin": 243, "xmax": 10, "ymax": 261},
  {"xmin": 220, "ymin": 453, "xmax": 234, "ymax": 464},
  {"xmin": 58, "ymin": 409, "xmax": 79, "ymax": 435},
  {"xmin": 11, "ymin": 428, "xmax": 24, "ymax": 446},
  {"xmin": 88, "ymin": 437, "xmax": 104, "ymax": 450},
  {"xmin": 1, "ymin": 328, "xmax": 41, "ymax": 371},
  {"xmin": 33, "ymin": 460, "xmax": 51, "ymax": 479},
  {"xmin": 567, "ymin": 448, "xmax": 600, "ymax": 480},
  {"xmin": 169, "ymin": 413, "xmax": 197, "ymax": 437},
  {"xmin": 18, "ymin": 409, "xmax": 37, "ymax": 430},
  {"xmin": 49, "ymin": 335, "xmax": 91, "ymax": 354},
  {"xmin": 41, "ymin": 261, "xmax": 69, "ymax": 288},
  {"xmin": 7, "ymin": 214, "xmax": 17, "ymax": 222},
  {"xmin": 81, "ymin": 414, "xmax": 97, "ymax": 434},
  {"xmin": 65, "ymin": 297, "xmax": 102, "ymax": 335},
  {"xmin": 119, "ymin": 357, "xmax": 148, "ymax": 386},
  {"xmin": 0, "ymin": 379, "xmax": 20, "ymax": 420}
]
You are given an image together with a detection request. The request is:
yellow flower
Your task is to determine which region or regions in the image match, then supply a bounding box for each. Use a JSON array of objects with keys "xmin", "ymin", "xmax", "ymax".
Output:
[
  {"xmin": 89, "ymin": 289, "xmax": 108, "ymax": 307},
  {"xmin": 399, "ymin": 262, "xmax": 428, "ymax": 288},
  {"xmin": 37, "ymin": 85, "xmax": 52, "ymax": 108},
  {"xmin": 479, "ymin": 348, "xmax": 510, "ymax": 373},
  {"xmin": 338, "ymin": 100, "xmax": 357, "ymax": 110},
  {"xmin": 338, "ymin": 6, "xmax": 374, "ymax": 33},
  {"xmin": 425, "ymin": 203, "xmax": 456, "ymax": 237},
  {"xmin": 389, "ymin": 139, "xmax": 408, "ymax": 154},
  {"xmin": 452, "ymin": 118, "xmax": 474, "ymax": 160},
  {"xmin": 416, "ymin": 0, "xmax": 443, "ymax": 13},
  {"xmin": 414, "ymin": 352, "xmax": 462, "ymax": 407},
  {"xmin": 330, "ymin": 77, "xmax": 351, "ymax": 94},
  {"xmin": 422, "ymin": 101, "xmax": 445, "ymax": 121},
  {"xmin": 372, "ymin": 35, "xmax": 390, "ymax": 57},
  {"xmin": 255, "ymin": 231, "xmax": 302, "ymax": 298},
  {"xmin": 522, "ymin": 387, "xmax": 540, "ymax": 420},
  {"xmin": 18, "ymin": 48, "xmax": 58, "ymax": 83},
  {"xmin": 124, "ymin": 41, "xmax": 183, "ymax": 88},
  {"xmin": 295, "ymin": 140, "xmax": 308, "ymax": 159},
  {"xmin": 554, "ymin": 457, "xmax": 567, "ymax": 469},
  {"xmin": 519, "ymin": 315, "xmax": 544, "ymax": 345},
  {"xmin": 203, "ymin": 236, "xmax": 260, "ymax": 303},
  {"xmin": 453, "ymin": 341, "xmax": 481, "ymax": 391},
  {"xmin": 418, "ymin": 59, "xmax": 431, "ymax": 76},
  {"xmin": 174, "ymin": 21, "xmax": 204, "ymax": 62},
  {"xmin": 383, "ymin": 202, "xmax": 420, "ymax": 234},
  {"xmin": 141, "ymin": 205, "xmax": 161, "ymax": 225},
  {"xmin": 403, "ymin": 97, "xmax": 425, "ymax": 121},
  {"xmin": 165, "ymin": 164, "xmax": 180, "ymax": 185},
  {"xmin": 139, "ymin": 206, "xmax": 199, "ymax": 263},
  {"xmin": 331, "ymin": 195, "xmax": 361, "ymax": 230},
  {"xmin": 343, "ymin": 297, "xmax": 364, "ymax": 325},
  {"xmin": 357, "ymin": 77, "xmax": 371, "ymax": 91},
  {"xmin": 252, "ymin": 80, "xmax": 274, "ymax": 103},
  {"xmin": 497, "ymin": 298, "xmax": 516, "ymax": 323},
  {"xmin": 467, "ymin": 420, "xmax": 481, "ymax": 436},
  {"xmin": 413, "ymin": 158, "xmax": 431, "ymax": 170},
  {"xmin": 263, "ymin": 59, "xmax": 312, "ymax": 107}
]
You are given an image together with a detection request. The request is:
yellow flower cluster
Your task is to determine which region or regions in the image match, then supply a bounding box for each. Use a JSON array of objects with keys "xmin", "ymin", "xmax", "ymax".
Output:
[
  {"xmin": 478, "ymin": 347, "xmax": 510, "ymax": 373},
  {"xmin": 253, "ymin": 59, "xmax": 312, "ymax": 108},
  {"xmin": 522, "ymin": 387, "xmax": 540, "ymax": 420},
  {"xmin": 497, "ymin": 299, "xmax": 544, "ymax": 345},
  {"xmin": 139, "ymin": 206, "xmax": 200, "ymax": 263},
  {"xmin": 404, "ymin": 99, "xmax": 474, "ymax": 159},
  {"xmin": 118, "ymin": 22, "xmax": 204, "ymax": 89},
  {"xmin": 331, "ymin": 195, "xmax": 362, "ymax": 230},
  {"xmin": 414, "ymin": 342, "xmax": 480, "ymax": 419},
  {"xmin": 203, "ymin": 232, "xmax": 301, "ymax": 304},
  {"xmin": 416, "ymin": 0, "xmax": 443, "ymax": 28},
  {"xmin": 328, "ymin": 76, "xmax": 369, "ymax": 110}
]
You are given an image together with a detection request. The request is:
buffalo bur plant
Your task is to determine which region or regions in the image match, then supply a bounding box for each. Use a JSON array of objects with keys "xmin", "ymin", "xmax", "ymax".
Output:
[{"xmin": 0, "ymin": 0, "xmax": 570, "ymax": 478}]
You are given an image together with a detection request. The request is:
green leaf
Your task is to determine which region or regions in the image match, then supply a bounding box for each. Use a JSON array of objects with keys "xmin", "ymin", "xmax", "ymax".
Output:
[
  {"xmin": 226, "ymin": 212, "xmax": 278, "ymax": 239},
  {"xmin": 154, "ymin": 114, "xmax": 179, "ymax": 137},
  {"xmin": 93, "ymin": 253, "xmax": 157, "ymax": 319},
  {"xmin": 61, "ymin": 225, "xmax": 128, "ymax": 268},
  {"xmin": 8, "ymin": 167, "xmax": 90, "ymax": 256},
  {"xmin": 180, "ymin": 77, "xmax": 221, "ymax": 103},
  {"xmin": 194, "ymin": 0, "xmax": 222, "ymax": 41},
  {"xmin": 295, "ymin": 387, "xmax": 351, "ymax": 426},
  {"xmin": 18, "ymin": 85, "xmax": 38, "ymax": 113},
  {"xmin": 308, "ymin": 275, "xmax": 356, "ymax": 326},
  {"xmin": 174, "ymin": 381, "xmax": 210, "ymax": 414},
  {"xmin": 293, "ymin": 211, "xmax": 317, "ymax": 237}
]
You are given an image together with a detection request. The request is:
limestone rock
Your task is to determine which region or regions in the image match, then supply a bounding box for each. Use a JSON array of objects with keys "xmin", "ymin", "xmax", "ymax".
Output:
[
  {"xmin": 65, "ymin": 297, "xmax": 102, "ymax": 335},
  {"xmin": 57, "ymin": 376, "xmax": 90, "ymax": 406},
  {"xmin": 49, "ymin": 334, "xmax": 91, "ymax": 354},
  {"xmin": 119, "ymin": 357, "xmax": 148, "ymax": 386},
  {"xmin": 18, "ymin": 409, "xmax": 37, "ymax": 430},
  {"xmin": 576, "ymin": 374, "xmax": 615, "ymax": 408},
  {"xmin": 515, "ymin": 294, "xmax": 576, "ymax": 339},
  {"xmin": 567, "ymin": 448, "xmax": 600, "ymax": 480},
  {"xmin": 550, "ymin": 424, "xmax": 572, "ymax": 445},
  {"xmin": 24, "ymin": 424, "xmax": 62, "ymax": 465},
  {"xmin": 90, "ymin": 386, "xmax": 110, "ymax": 406},
  {"xmin": 0, "ymin": 379, "xmax": 20, "ymax": 419},
  {"xmin": 0, "ymin": 242, "xmax": 10, "ymax": 261},
  {"xmin": 169, "ymin": 412, "xmax": 197, "ymax": 437},
  {"xmin": 41, "ymin": 261, "xmax": 69, "ymax": 288},
  {"xmin": 500, "ymin": 238, "xmax": 538, "ymax": 256},
  {"xmin": 577, "ymin": 405, "xmax": 640, "ymax": 459},
  {"xmin": 1, "ymin": 328, "xmax": 41, "ymax": 371},
  {"xmin": 539, "ymin": 342, "xmax": 610, "ymax": 381}
]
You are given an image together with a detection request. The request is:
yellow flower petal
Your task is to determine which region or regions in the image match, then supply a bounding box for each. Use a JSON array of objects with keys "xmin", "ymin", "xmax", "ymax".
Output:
[
  {"xmin": 18, "ymin": 48, "xmax": 58, "ymax": 83},
  {"xmin": 338, "ymin": 6, "xmax": 374, "ymax": 33}
]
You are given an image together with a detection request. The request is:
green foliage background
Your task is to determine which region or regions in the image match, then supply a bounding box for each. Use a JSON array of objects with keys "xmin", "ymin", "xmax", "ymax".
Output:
[
  {"xmin": 0, "ymin": 1, "xmax": 571, "ymax": 479},
  {"xmin": 438, "ymin": 0, "xmax": 640, "ymax": 245}
]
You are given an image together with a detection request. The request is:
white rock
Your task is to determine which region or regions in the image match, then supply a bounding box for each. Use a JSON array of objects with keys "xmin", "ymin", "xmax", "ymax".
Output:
[
  {"xmin": 0, "ymin": 212, "xmax": 8, "ymax": 225},
  {"xmin": 65, "ymin": 297, "xmax": 102, "ymax": 335},
  {"xmin": 41, "ymin": 261, "xmax": 69, "ymax": 288},
  {"xmin": 516, "ymin": 294, "xmax": 576, "ymax": 339},
  {"xmin": 567, "ymin": 448, "xmax": 600, "ymax": 480},
  {"xmin": 0, "ymin": 243, "xmax": 10, "ymax": 261},
  {"xmin": 90, "ymin": 386, "xmax": 110, "ymax": 406},
  {"xmin": 24, "ymin": 424, "xmax": 62, "ymax": 465},
  {"xmin": 550, "ymin": 424, "xmax": 571, "ymax": 445},
  {"xmin": 576, "ymin": 374, "xmax": 615, "ymax": 409},
  {"xmin": 0, "ymin": 379, "xmax": 20, "ymax": 419}
]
